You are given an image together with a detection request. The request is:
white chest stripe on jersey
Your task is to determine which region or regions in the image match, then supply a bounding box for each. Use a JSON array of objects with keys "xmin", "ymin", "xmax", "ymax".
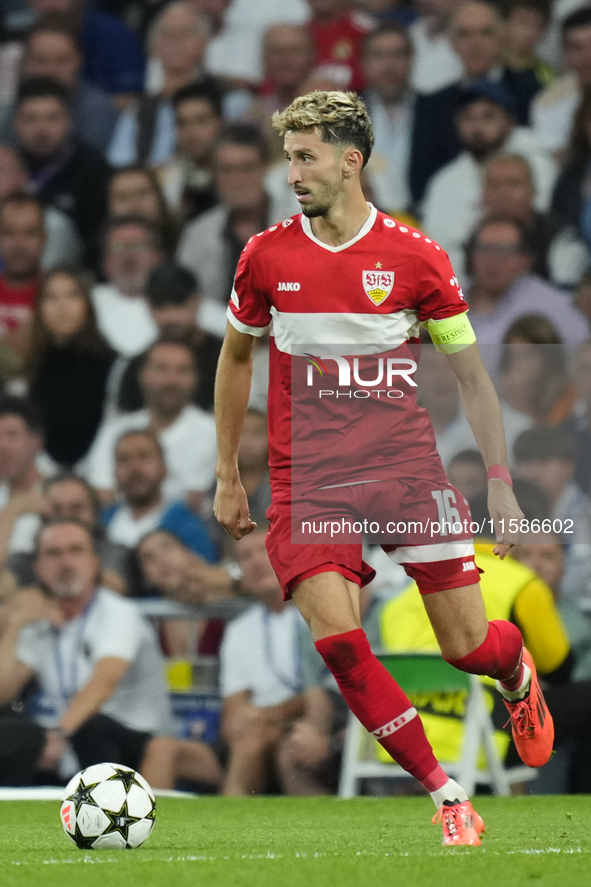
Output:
[{"xmin": 270, "ymin": 307, "xmax": 421, "ymax": 355}]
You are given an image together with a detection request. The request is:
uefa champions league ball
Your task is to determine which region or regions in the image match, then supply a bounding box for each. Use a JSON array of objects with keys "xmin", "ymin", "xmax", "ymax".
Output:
[{"xmin": 60, "ymin": 762, "xmax": 156, "ymax": 850}]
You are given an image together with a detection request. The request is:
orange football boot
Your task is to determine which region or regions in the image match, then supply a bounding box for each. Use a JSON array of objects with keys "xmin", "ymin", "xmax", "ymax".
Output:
[
  {"xmin": 432, "ymin": 800, "xmax": 485, "ymax": 846},
  {"xmin": 502, "ymin": 648, "xmax": 554, "ymax": 768}
]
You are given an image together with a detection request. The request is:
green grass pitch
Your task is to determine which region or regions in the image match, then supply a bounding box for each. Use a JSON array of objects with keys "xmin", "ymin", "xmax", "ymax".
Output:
[{"xmin": 1, "ymin": 796, "xmax": 590, "ymax": 887}]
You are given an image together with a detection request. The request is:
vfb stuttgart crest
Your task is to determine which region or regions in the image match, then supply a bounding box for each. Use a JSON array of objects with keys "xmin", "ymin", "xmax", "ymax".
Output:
[{"xmin": 362, "ymin": 270, "xmax": 394, "ymax": 306}]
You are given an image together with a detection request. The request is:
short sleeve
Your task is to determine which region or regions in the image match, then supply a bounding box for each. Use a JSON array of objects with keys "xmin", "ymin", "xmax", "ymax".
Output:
[
  {"xmin": 91, "ymin": 597, "xmax": 143, "ymax": 662},
  {"xmin": 226, "ymin": 240, "xmax": 272, "ymax": 337},
  {"xmin": 414, "ymin": 242, "xmax": 468, "ymax": 323},
  {"xmin": 16, "ymin": 625, "xmax": 40, "ymax": 672},
  {"xmin": 219, "ymin": 620, "xmax": 252, "ymax": 698}
]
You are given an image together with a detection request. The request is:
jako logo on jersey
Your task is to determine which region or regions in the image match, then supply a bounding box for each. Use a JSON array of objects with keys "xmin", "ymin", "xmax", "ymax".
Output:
[
  {"xmin": 278, "ymin": 282, "xmax": 301, "ymax": 291},
  {"xmin": 462, "ymin": 561, "xmax": 476, "ymax": 571},
  {"xmin": 363, "ymin": 270, "xmax": 394, "ymax": 305}
]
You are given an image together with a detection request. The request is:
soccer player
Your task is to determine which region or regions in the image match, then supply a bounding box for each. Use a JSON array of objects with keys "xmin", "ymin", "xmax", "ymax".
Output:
[{"xmin": 213, "ymin": 91, "xmax": 554, "ymax": 846}]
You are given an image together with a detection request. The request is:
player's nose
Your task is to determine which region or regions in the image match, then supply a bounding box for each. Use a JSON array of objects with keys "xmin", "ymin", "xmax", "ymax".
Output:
[{"xmin": 287, "ymin": 161, "xmax": 302, "ymax": 186}]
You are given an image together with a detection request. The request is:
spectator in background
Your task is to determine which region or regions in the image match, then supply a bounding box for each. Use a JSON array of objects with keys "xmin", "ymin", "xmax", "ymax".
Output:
[
  {"xmin": 260, "ymin": 25, "xmax": 316, "ymax": 119},
  {"xmin": 361, "ymin": 22, "xmax": 416, "ymax": 214},
  {"xmin": 532, "ymin": 7, "xmax": 591, "ymax": 156},
  {"xmin": 409, "ymin": 0, "xmax": 463, "ymax": 95},
  {"xmin": 307, "ymin": 0, "xmax": 374, "ymax": 93},
  {"xmin": 514, "ymin": 425, "xmax": 591, "ymax": 548},
  {"xmin": 109, "ymin": 2, "xmax": 211, "ymax": 168},
  {"xmin": 13, "ymin": 77, "xmax": 111, "ymax": 270},
  {"xmin": 0, "ymin": 519, "xmax": 222, "ymax": 791},
  {"xmin": 84, "ymin": 338, "xmax": 217, "ymax": 509},
  {"xmin": 551, "ymin": 89, "xmax": 591, "ymax": 273},
  {"xmin": 574, "ymin": 269, "xmax": 591, "ymax": 325},
  {"xmin": 410, "ymin": 1, "xmax": 542, "ymax": 204},
  {"xmin": 0, "ymin": 145, "xmax": 81, "ymax": 270},
  {"xmin": 421, "ymin": 82, "xmax": 556, "ymax": 277},
  {"xmin": 20, "ymin": 17, "xmax": 118, "ymax": 153},
  {"xmin": 7, "ymin": 267, "xmax": 116, "ymax": 469},
  {"xmin": 137, "ymin": 527, "xmax": 240, "ymax": 656},
  {"xmin": 177, "ymin": 124, "xmax": 285, "ymax": 337},
  {"xmin": 0, "ymin": 396, "xmax": 46, "ymax": 515},
  {"xmin": 446, "ymin": 449, "xmax": 487, "ymax": 501},
  {"xmin": 465, "ymin": 216, "xmax": 590, "ymax": 349},
  {"xmin": 156, "ymin": 82, "xmax": 223, "ymax": 224},
  {"xmin": 0, "ymin": 194, "xmax": 43, "ymax": 336},
  {"xmin": 499, "ymin": 314, "xmax": 576, "ymax": 426},
  {"xmin": 564, "ymin": 341, "xmax": 591, "ymax": 496},
  {"xmin": 108, "ymin": 167, "xmax": 178, "ymax": 258},
  {"xmin": 103, "ymin": 430, "xmax": 217, "ymax": 560},
  {"xmin": 481, "ymin": 154, "xmax": 555, "ymax": 282},
  {"xmin": 220, "ymin": 525, "xmax": 305, "ymax": 795},
  {"xmin": 115, "ymin": 262, "xmax": 222, "ymax": 414},
  {"xmin": 501, "ymin": 0, "xmax": 554, "ymax": 90},
  {"xmin": 0, "ymin": 472, "xmax": 128, "ymax": 595},
  {"xmin": 416, "ymin": 342, "xmax": 530, "ymax": 469},
  {"xmin": 92, "ymin": 216, "xmax": 162, "ymax": 358},
  {"xmin": 26, "ymin": 0, "xmax": 145, "ymax": 105}
]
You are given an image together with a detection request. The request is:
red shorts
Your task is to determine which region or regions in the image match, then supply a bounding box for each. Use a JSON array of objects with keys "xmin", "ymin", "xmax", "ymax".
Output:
[{"xmin": 265, "ymin": 474, "xmax": 479, "ymax": 599}]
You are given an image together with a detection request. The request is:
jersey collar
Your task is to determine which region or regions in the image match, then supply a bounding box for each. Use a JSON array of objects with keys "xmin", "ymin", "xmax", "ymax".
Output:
[{"xmin": 300, "ymin": 203, "xmax": 378, "ymax": 253}]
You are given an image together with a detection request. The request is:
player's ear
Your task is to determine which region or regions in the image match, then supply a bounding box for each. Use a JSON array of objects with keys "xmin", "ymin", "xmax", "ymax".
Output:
[{"xmin": 342, "ymin": 147, "xmax": 364, "ymax": 178}]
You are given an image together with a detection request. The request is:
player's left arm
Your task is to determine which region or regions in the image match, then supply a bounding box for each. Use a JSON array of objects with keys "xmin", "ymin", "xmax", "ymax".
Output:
[{"xmin": 445, "ymin": 343, "xmax": 524, "ymax": 557}]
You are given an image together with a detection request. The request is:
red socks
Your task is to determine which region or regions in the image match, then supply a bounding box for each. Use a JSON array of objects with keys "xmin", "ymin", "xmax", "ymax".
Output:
[
  {"xmin": 315, "ymin": 628, "xmax": 441, "ymax": 784},
  {"xmin": 446, "ymin": 619, "xmax": 524, "ymax": 685}
]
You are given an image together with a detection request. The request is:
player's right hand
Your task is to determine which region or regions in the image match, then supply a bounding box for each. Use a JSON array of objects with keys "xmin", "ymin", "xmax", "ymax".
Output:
[{"xmin": 213, "ymin": 475, "xmax": 257, "ymax": 540}]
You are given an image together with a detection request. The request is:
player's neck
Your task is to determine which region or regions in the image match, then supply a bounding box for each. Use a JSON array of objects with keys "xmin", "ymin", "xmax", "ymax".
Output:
[{"xmin": 309, "ymin": 194, "xmax": 371, "ymax": 247}]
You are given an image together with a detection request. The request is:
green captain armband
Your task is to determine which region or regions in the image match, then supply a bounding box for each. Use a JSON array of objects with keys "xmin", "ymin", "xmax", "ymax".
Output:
[{"xmin": 423, "ymin": 313, "xmax": 477, "ymax": 354}]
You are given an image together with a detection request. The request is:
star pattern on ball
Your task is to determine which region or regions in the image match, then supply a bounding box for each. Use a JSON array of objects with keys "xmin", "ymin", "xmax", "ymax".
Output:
[
  {"xmin": 104, "ymin": 799, "xmax": 143, "ymax": 843},
  {"xmin": 70, "ymin": 783, "xmax": 98, "ymax": 806},
  {"xmin": 109, "ymin": 767, "xmax": 140, "ymax": 793}
]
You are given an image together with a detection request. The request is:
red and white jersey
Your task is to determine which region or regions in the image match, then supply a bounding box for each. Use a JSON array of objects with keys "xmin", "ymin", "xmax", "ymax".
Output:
[{"xmin": 227, "ymin": 205, "xmax": 467, "ymax": 487}]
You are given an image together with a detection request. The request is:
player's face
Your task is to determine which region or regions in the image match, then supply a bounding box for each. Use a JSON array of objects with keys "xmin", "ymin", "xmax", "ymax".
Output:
[
  {"xmin": 14, "ymin": 97, "xmax": 70, "ymax": 161},
  {"xmin": 40, "ymin": 272, "xmax": 88, "ymax": 342},
  {"xmin": 284, "ymin": 130, "xmax": 347, "ymax": 218},
  {"xmin": 114, "ymin": 434, "xmax": 166, "ymax": 505},
  {"xmin": 35, "ymin": 523, "xmax": 100, "ymax": 600}
]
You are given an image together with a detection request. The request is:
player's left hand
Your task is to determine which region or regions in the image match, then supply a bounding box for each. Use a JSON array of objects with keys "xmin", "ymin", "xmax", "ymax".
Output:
[
  {"xmin": 487, "ymin": 480, "xmax": 524, "ymax": 559},
  {"xmin": 213, "ymin": 474, "xmax": 257, "ymax": 540}
]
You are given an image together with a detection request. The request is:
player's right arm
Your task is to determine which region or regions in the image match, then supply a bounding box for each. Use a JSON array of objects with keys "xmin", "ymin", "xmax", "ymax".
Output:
[{"xmin": 214, "ymin": 323, "xmax": 257, "ymax": 540}]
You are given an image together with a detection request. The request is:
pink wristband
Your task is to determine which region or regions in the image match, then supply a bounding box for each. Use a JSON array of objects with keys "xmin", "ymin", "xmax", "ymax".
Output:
[{"xmin": 487, "ymin": 464, "xmax": 513, "ymax": 487}]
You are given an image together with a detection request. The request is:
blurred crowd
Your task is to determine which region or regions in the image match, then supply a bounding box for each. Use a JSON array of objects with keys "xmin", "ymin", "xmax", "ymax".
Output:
[{"xmin": 0, "ymin": 0, "xmax": 591, "ymax": 797}]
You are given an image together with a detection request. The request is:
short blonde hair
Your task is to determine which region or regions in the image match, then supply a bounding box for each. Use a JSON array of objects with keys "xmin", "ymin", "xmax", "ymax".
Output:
[{"xmin": 272, "ymin": 91, "xmax": 375, "ymax": 167}]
